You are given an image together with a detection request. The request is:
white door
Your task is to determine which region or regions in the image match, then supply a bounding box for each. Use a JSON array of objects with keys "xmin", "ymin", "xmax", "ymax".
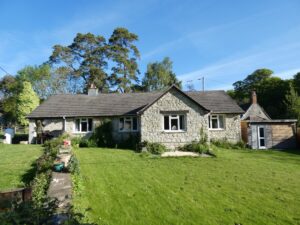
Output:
[{"xmin": 257, "ymin": 126, "xmax": 266, "ymax": 149}]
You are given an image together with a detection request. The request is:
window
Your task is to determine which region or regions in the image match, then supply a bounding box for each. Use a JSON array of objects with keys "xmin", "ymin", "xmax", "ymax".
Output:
[
  {"xmin": 258, "ymin": 126, "xmax": 266, "ymax": 149},
  {"xmin": 163, "ymin": 115, "xmax": 185, "ymax": 131},
  {"xmin": 75, "ymin": 118, "xmax": 93, "ymax": 132},
  {"xmin": 119, "ymin": 117, "xmax": 138, "ymax": 132},
  {"xmin": 208, "ymin": 115, "xmax": 224, "ymax": 129}
]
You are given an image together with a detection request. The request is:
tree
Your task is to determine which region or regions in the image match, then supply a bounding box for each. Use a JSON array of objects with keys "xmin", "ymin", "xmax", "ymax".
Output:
[
  {"xmin": 16, "ymin": 64, "xmax": 67, "ymax": 99},
  {"xmin": 285, "ymin": 84, "xmax": 300, "ymax": 122},
  {"xmin": 48, "ymin": 33, "xmax": 109, "ymax": 93},
  {"xmin": 232, "ymin": 68, "xmax": 290, "ymax": 118},
  {"xmin": 108, "ymin": 27, "xmax": 140, "ymax": 93},
  {"xmin": 142, "ymin": 57, "xmax": 182, "ymax": 91},
  {"xmin": 233, "ymin": 68, "xmax": 273, "ymax": 104},
  {"xmin": 0, "ymin": 75, "xmax": 20, "ymax": 123},
  {"xmin": 293, "ymin": 72, "xmax": 300, "ymax": 94},
  {"xmin": 16, "ymin": 82, "xmax": 39, "ymax": 126}
]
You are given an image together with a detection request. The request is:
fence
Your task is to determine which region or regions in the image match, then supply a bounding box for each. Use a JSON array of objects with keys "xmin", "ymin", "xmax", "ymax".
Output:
[{"xmin": 0, "ymin": 188, "xmax": 32, "ymax": 211}]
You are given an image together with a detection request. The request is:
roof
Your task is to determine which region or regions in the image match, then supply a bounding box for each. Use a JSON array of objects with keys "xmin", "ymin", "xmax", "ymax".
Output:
[
  {"xmin": 27, "ymin": 86, "xmax": 244, "ymax": 118},
  {"xmin": 249, "ymin": 119, "xmax": 297, "ymax": 124},
  {"xmin": 241, "ymin": 103, "xmax": 271, "ymax": 121},
  {"xmin": 186, "ymin": 90, "xmax": 244, "ymax": 114}
]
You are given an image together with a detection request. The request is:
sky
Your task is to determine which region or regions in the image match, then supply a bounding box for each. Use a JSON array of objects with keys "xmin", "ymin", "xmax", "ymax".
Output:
[{"xmin": 0, "ymin": 0, "xmax": 300, "ymax": 90}]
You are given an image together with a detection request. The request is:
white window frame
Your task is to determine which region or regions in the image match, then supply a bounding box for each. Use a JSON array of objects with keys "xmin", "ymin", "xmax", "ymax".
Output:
[
  {"xmin": 257, "ymin": 126, "xmax": 266, "ymax": 149},
  {"xmin": 208, "ymin": 114, "xmax": 225, "ymax": 130},
  {"xmin": 162, "ymin": 114, "xmax": 186, "ymax": 132},
  {"xmin": 119, "ymin": 117, "xmax": 138, "ymax": 132},
  {"xmin": 74, "ymin": 118, "xmax": 93, "ymax": 133}
]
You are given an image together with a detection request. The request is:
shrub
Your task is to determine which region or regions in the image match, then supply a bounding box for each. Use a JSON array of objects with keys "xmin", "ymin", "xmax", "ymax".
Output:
[
  {"xmin": 117, "ymin": 133, "xmax": 140, "ymax": 150},
  {"xmin": 67, "ymin": 154, "xmax": 80, "ymax": 174},
  {"xmin": 31, "ymin": 171, "xmax": 51, "ymax": 208},
  {"xmin": 90, "ymin": 119, "xmax": 114, "ymax": 148},
  {"xmin": 180, "ymin": 141, "xmax": 209, "ymax": 154},
  {"xmin": 146, "ymin": 142, "xmax": 166, "ymax": 155},
  {"xmin": 79, "ymin": 138, "xmax": 97, "ymax": 148},
  {"xmin": 211, "ymin": 138, "xmax": 247, "ymax": 149},
  {"xmin": 71, "ymin": 136, "xmax": 82, "ymax": 147}
]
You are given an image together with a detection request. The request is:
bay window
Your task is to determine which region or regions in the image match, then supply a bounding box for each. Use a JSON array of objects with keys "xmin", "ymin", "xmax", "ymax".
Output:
[
  {"xmin": 119, "ymin": 117, "xmax": 138, "ymax": 132},
  {"xmin": 75, "ymin": 118, "xmax": 93, "ymax": 132},
  {"xmin": 163, "ymin": 114, "xmax": 186, "ymax": 131},
  {"xmin": 208, "ymin": 115, "xmax": 224, "ymax": 129}
]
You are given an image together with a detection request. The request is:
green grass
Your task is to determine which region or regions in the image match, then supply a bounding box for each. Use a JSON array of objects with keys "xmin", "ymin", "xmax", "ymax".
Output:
[
  {"xmin": 0, "ymin": 144, "xmax": 42, "ymax": 191},
  {"xmin": 73, "ymin": 148, "xmax": 300, "ymax": 225}
]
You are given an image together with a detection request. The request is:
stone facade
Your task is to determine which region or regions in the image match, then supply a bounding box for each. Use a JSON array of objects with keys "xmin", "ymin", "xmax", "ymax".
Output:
[
  {"xmin": 140, "ymin": 89, "xmax": 209, "ymax": 150},
  {"xmin": 209, "ymin": 114, "xmax": 241, "ymax": 143},
  {"xmin": 28, "ymin": 117, "xmax": 139, "ymax": 144}
]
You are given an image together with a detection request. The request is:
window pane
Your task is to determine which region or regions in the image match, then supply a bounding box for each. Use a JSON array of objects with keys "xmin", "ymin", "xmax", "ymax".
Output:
[
  {"xmin": 259, "ymin": 127, "xmax": 265, "ymax": 138},
  {"xmin": 75, "ymin": 119, "xmax": 80, "ymax": 131},
  {"xmin": 164, "ymin": 116, "xmax": 169, "ymax": 130},
  {"xmin": 260, "ymin": 138, "xmax": 265, "ymax": 147},
  {"xmin": 132, "ymin": 117, "xmax": 138, "ymax": 130},
  {"xmin": 124, "ymin": 119, "xmax": 131, "ymax": 130},
  {"xmin": 208, "ymin": 116, "xmax": 211, "ymax": 128},
  {"xmin": 212, "ymin": 118, "xmax": 218, "ymax": 128},
  {"xmin": 119, "ymin": 118, "xmax": 124, "ymax": 131},
  {"xmin": 88, "ymin": 119, "xmax": 93, "ymax": 131},
  {"xmin": 81, "ymin": 121, "xmax": 87, "ymax": 132},
  {"xmin": 219, "ymin": 115, "xmax": 224, "ymax": 128},
  {"xmin": 179, "ymin": 115, "xmax": 185, "ymax": 130},
  {"xmin": 171, "ymin": 118, "xmax": 178, "ymax": 130}
]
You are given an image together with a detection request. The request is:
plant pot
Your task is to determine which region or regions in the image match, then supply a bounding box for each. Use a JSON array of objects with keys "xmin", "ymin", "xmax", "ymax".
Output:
[{"xmin": 53, "ymin": 163, "xmax": 64, "ymax": 172}]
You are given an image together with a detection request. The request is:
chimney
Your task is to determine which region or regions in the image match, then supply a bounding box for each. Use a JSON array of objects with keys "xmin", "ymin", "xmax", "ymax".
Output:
[
  {"xmin": 88, "ymin": 83, "xmax": 98, "ymax": 96},
  {"xmin": 251, "ymin": 91, "xmax": 257, "ymax": 104}
]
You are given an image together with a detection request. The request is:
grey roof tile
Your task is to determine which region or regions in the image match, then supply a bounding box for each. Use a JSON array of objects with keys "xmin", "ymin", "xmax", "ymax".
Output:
[{"xmin": 28, "ymin": 89, "xmax": 244, "ymax": 118}]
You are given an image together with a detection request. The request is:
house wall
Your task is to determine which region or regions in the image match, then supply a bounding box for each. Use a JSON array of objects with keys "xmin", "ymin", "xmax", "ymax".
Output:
[
  {"xmin": 271, "ymin": 123, "xmax": 297, "ymax": 149},
  {"xmin": 209, "ymin": 114, "xmax": 241, "ymax": 143},
  {"xmin": 28, "ymin": 117, "xmax": 140, "ymax": 144},
  {"xmin": 140, "ymin": 89, "xmax": 209, "ymax": 150}
]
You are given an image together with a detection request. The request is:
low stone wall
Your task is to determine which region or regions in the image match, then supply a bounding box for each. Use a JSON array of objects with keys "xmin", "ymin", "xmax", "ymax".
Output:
[{"xmin": 0, "ymin": 188, "xmax": 32, "ymax": 210}]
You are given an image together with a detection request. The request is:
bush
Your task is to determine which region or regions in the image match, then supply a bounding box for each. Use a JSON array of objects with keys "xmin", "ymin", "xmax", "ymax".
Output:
[
  {"xmin": 12, "ymin": 133, "xmax": 28, "ymax": 144},
  {"xmin": 211, "ymin": 138, "xmax": 247, "ymax": 149},
  {"xmin": 79, "ymin": 138, "xmax": 97, "ymax": 148},
  {"xmin": 146, "ymin": 142, "xmax": 166, "ymax": 155},
  {"xmin": 117, "ymin": 133, "xmax": 140, "ymax": 150},
  {"xmin": 180, "ymin": 141, "xmax": 209, "ymax": 154},
  {"xmin": 67, "ymin": 154, "xmax": 80, "ymax": 174},
  {"xmin": 31, "ymin": 171, "xmax": 51, "ymax": 208},
  {"xmin": 90, "ymin": 119, "xmax": 114, "ymax": 148},
  {"xmin": 71, "ymin": 136, "xmax": 82, "ymax": 147}
]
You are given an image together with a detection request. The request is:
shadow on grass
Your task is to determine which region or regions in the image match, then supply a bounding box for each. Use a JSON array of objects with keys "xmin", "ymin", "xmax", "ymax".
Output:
[
  {"xmin": 280, "ymin": 148, "xmax": 300, "ymax": 155},
  {"xmin": 21, "ymin": 162, "xmax": 37, "ymax": 186}
]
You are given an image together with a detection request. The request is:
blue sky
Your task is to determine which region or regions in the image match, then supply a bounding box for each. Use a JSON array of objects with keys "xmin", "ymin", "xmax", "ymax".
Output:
[{"xmin": 0, "ymin": 0, "xmax": 300, "ymax": 90}]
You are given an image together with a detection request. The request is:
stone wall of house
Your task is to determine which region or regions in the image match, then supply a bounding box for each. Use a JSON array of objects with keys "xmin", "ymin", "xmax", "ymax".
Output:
[
  {"xmin": 141, "ymin": 89, "xmax": 209, "ymax": 150},
  {"xmin": 209, "ymin": 114, "xmax": 241, "ymax": 143}
]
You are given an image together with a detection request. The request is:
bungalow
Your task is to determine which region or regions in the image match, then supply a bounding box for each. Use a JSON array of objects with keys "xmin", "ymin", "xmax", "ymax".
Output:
[
  {"xmin": 27, "ymin": 85, "xmax": 244, "ymax": 149},
  {"xmin": 241, "ymin": 91, "xmax": 297, "ymax": 149}
]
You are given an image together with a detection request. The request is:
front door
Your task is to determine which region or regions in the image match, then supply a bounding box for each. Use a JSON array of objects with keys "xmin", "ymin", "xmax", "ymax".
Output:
[{"xmin": 257, "ymin": 126, "xmax": 266, "ymax": 149}]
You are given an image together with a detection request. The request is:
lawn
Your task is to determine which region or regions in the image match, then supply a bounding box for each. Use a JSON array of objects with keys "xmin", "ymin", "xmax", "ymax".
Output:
[
  {"xmin": 73, "ymin": 148, "xmax": 300, "ymax": 225},
  {"xmin": 0, "ymin": 144, "xmax": 42, "ymax": 191}
]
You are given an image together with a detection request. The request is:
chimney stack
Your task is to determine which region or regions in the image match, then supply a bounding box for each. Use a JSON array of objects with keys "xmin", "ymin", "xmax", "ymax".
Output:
[
  {"xmin": 251, "ymin": 91, "xmax": 257, "ymax": 104},
  {"xmin": 88, "ymin": 83, "xmax": 98, "ymax": 96}
]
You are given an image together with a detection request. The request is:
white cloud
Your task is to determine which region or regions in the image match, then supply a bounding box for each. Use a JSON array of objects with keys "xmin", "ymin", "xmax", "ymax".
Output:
[{"xmin": 178, "ymin": 41, "xmax": 300, "ymax": 84}]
